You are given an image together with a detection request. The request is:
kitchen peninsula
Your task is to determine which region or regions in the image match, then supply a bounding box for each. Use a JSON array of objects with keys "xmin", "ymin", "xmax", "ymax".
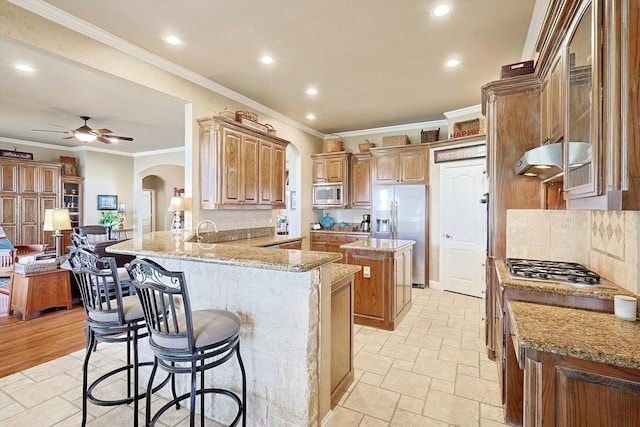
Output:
[{"xmin": 107, "ymin": 231, "xmax": 341, "ymax": 426}]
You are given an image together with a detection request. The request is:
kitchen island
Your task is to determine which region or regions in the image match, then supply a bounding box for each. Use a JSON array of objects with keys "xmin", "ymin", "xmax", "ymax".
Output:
[
  {"xmin": 108, "ymin": 231, "xmax": 341, "ymax": 426},
  {"xmin": 342, "ymin": 238, "xmax": 415, "ymax": 330}
]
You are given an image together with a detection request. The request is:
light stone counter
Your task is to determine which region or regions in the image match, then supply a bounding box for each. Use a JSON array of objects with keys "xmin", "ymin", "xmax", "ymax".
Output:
[
  {"xmin": 108, "ymin": 231, "xmax": 337, "ymax": 272},
  {"xmin": 508, "ymin": 300, "xmax": 640, "ymax": 370},
  {"xmin": 107, "ymin": 231, "xmax": 341, "ymax": 426},
  {"xmin": 340, "ymin": 237, "xmax": 416, "ymax": 252}
]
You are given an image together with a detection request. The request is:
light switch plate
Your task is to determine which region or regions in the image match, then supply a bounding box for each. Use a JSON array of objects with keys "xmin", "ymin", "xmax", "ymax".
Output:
[{"xmin": 363, "ymin": 266, "xmax": 371, "ymax": 278}]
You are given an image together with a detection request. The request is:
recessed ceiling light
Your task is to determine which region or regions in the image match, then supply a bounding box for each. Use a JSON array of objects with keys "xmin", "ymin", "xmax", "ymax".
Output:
[
  {"xmin": 433, "ymin": 4, "xmax": 452, "ymax": 16},
  {"xmin": 306, "ymin": 88, "xmax": 318, "ymax": 95},
  {"xmin": 306, "ymin": 114, "xmax": 316, "ymax": 120},
  {"xmin": 15, "ymin": 64, "xmax": 34, "ymax": 72},
  {"xmin": 260, "ymin": 56, "xmax": 274, "ymax": 64},
  {"xmin": 164, "ymin": 35, "xmax": 182, "ymax": 45},
  {"xmin": 446, "ymin": 59, "xmax": 460, "ymax": 68}
]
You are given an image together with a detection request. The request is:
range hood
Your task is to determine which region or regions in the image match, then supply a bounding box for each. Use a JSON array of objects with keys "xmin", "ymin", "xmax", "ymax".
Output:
[{"xmin": 514, "ymin": 142, "xmax": 591, "ymax": 182}]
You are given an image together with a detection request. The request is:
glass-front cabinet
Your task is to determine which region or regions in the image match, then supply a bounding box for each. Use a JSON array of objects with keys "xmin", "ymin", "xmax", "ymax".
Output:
[
  {"xmin": 62, "ymin": 176, "xmax": 84, "ymax": 229},
  {"xmin": 564, "ymin": 0, "xmax": 601, "ymax": 198}
]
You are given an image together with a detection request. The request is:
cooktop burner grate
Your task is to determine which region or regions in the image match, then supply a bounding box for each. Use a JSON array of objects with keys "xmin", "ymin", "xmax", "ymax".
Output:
[{"xmin": 506, "ymin": 258, "xmax": 601, "ymax": 284}]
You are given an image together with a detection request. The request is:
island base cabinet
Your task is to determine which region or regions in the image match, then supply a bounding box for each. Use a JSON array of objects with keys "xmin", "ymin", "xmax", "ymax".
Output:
[
  {"xmin": 345, "ymin": 245, "xmax": 412, "ymax": 331},
  {"xmin": 330, "ymin": 273, "xmax": 354, "ymax": 406},
  {"xmin": 523, "ymin": 349, "xmax": 640, "ymax": 427}
]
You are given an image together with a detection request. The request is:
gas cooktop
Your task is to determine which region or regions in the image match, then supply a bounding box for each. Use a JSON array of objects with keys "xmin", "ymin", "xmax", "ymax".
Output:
[{"xmin": 505, "ymin": 258, "xmax": 615, "ymax": 288}]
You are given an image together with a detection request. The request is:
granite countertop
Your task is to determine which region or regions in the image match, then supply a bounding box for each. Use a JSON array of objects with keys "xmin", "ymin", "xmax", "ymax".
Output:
[
  {"xmin": 495, "ymin": 260, "xmax": 634, "ymax": 300},
  {"xmin": 331, "ymin": 263, "xmax": 361, "ymax": 284},
  {"xmin": 508, "ymin": 300, "xmax": 640, "ymax": 370},
  {"xmin": 215, "ymin": 234, "xmax": 304, "ymax": 247},
  {"xmin": 107, "ymin": 231, "xmax": 340, "ymax": 273},
  {"xmin": 310, "ymin": 228, "xmax": 370, "ymax": 235},
  {"xmin": 340, "ymin": 238, "xmax": 415, "ymax": 252}
]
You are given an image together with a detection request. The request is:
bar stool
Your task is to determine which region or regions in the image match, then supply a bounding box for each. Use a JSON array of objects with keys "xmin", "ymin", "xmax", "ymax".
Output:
[
  {"xmin": 126, "ymin": 258, "xmax": 246, "ymax": 427},
  {"xmin": 69, "ymin": 248, "xmax": 172, "ymax": 427}
]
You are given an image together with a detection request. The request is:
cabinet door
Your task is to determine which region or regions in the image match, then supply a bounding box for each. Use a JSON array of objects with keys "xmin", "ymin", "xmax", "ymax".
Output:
[
  {"xmin": 313, "ymin": 159, "xmax": 328, "ymax": 182},
  {"xmin": 241, "ymin": 135, "xmax": 259, "ymax": 205},
  {"xmin": 393, "ymin": 249, "xmax": 412, "ymax": 317},
  {"xmin": 39, "ymin": 166, "xmax": 61, "ymax": 196},
  {"xmin": 400, "ymin": 150, "xmax": 428, "ymax": 183},
  {"xmin": 19, "ymin": 164, "xmax": 38, "ymax": 194},
  {"xmin": 0, "ymin": 195, "xmax": 18, "ymax": 243},
  {"xmin": 328, "ymin": 233, "xmax": 347, "ymax": 263},
  {"xmin": 373, "ymin": 154, "xmax": 400, "ymax": 184},
  {"xmin": 547, "ymin": 53, "xmax": 563, "ymax": 142},
  {"xmin": 0, "ymin": 162, "xmax": 18, "ymax": 193},
  {"xmin": 326, "ymin": 158, "xmax": 344, "ymax": 182},
  {"xmin": 350, "ymin": 154, "xmax": 371, "ymax": 208},
  {"xmin": 221, "ymin": 128, "xmax": 243, "ymax": 204},
  {"xmin": 259, "ymin": 141, "xmax": 273, "ymax": 204},
  {"xmin": 272, "ymin": 144, "xmax": 286, "ymax": 206},
  {"xmin": 19, "ymin": 195, "xmax": 38, "ymax": 244}
]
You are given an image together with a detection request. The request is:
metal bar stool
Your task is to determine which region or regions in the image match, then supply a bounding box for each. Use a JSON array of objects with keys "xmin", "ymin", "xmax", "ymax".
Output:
[
  {"xmin": 69, "ymin": 248, "xmax": 172, "ymax": 427},
  {"xmin": 126, "ymin": 258, "xmax": 247, "ymax": 427}
]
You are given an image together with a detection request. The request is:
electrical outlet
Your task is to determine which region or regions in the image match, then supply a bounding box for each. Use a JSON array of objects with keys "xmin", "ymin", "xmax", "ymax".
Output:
[{"xmin": 363, "ymin": 266, "xmax": 371, "ymax": 278}]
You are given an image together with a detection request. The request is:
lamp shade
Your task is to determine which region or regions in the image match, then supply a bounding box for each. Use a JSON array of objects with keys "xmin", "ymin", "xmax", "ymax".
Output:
[
  {"xmin": 43, "ymin": 208, "xmax": 72, "ymax": 231},
  {"xmin": 168, "ymin": 196, "xmax": 186, "ymax": 212},
  {"xmin": 118, "ymin": 203, "xmax": 127, "ymax": 214},
  {"xmin": 75, "ymin": 132, "xmax": 97, "ymax": 142}
]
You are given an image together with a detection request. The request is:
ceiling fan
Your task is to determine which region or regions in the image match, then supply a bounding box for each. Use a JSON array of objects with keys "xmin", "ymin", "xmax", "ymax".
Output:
[{"xmin": 32, "ymin": 116, "xmax": 134, "ymax": 144}]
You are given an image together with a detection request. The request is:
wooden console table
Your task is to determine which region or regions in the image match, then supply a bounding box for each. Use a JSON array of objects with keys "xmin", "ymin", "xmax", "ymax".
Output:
[{"xmin": 9, "ymin": 269, "xmax": 72, "ymax": 320}]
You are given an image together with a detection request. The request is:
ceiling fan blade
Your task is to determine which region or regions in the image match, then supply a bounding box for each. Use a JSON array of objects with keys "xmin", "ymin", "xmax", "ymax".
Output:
[
  {"xmin": 32, "ymin": 129, "xmax": 70, "ymax": 133},
  {"xmin": 97, "ymin": 136, "xmax": 113, "ymax": 144},
  {"xmin": 104, "ymin": 135, "xmax": 134, "ymax": 142},
  {"xmin": 94, "ymin": 128, "xmax": 113, "ymax": 135},
  {"xmin": 62, "ymin": 136, "xmax": 75, "ymax": 139}
]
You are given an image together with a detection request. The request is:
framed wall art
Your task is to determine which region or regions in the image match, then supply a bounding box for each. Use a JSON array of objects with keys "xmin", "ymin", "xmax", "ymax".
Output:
[{"xmin": 97, "ymin": 194, "xmax": 118, "ymax": 210}]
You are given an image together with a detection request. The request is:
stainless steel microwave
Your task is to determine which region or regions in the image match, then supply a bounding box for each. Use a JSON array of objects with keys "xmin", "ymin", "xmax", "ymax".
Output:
[{"xmin": 312, "ymin": 183, "xmax": 344, "ymax": 207}]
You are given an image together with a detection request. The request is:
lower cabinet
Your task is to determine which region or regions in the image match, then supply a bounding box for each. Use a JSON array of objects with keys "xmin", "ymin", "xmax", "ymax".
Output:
[
  {"xmin": 278, "ymin": 239, "xmax": 302, "ymax": 250},
  {"xmin": 330, "ymin": 270, "xmax": 354, "ymax": 406},
  {"xmin": 310, "ymin": 231, "xmax": 368, "ymax": 263},
  {"xmin": 522, "ymin": 349, "xmax": 640, "ymax": 427},
  {"xmin": 344, "ymin": 244, "xmax": 412, "ymax": 330}
]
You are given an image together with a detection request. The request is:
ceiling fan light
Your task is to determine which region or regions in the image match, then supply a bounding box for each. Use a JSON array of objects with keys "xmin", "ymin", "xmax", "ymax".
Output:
[{"xmin": 75, "ymin": 132, "xmax": 97, "ymax": 142}]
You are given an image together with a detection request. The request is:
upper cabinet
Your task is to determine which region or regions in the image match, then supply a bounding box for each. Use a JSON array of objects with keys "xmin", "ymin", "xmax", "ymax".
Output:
[
  {"xmin": 563, "ymin": 0, "xmax": 600, "ymax": 199},
  {"xmin": 311, "ymin": 152, "xmax": 349, "ymax": 183},
  {"xmin": 540, "ymin": 52, "xmax": 564, "ymax": 145},
  {"xmin": 198, "ymin": 116, "xmax": 289, "ymax": 209},
  {"xmin": 350, "ymin": 152, "xmax": 371, "ymax": 208},
  {"xmin": 370, "ymin": 145, "xmax": 428, "ymax": 185}
]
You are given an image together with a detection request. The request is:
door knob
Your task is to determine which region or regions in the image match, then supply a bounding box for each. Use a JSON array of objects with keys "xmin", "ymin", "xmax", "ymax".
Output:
[{"xmin": 445, "ymin": 234, "xmax": 453, "ymax": 238}]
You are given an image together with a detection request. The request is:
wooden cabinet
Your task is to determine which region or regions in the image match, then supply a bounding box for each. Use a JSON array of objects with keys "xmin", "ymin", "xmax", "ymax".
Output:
[
  {"xmin": 344, "ymin": 243, "xmax": 413, "ymax": 330},
  {"xmin": 277, "ymin": 239, "xmax": 302, "ymax": 250},
  {"xmin": 371, "ymin": 144, "xmax": 428, "ymax": 185},
  {"xmin": 330, "ymin": 269, "xmax": 355, "ymax": 406},
  {"xmin": 221, "ymin": 127, "xmax": 259, "ymax": 206},
  {"xmin": 259, "ymin": 140, "xmax": 286, "ymax": 207},
  {"xmin": 197, "ymin": 116, "xmax": 290, "ymax": 209},
  {"xmin": 311, "ymin": 152, "xmax": 349, "ymax": 183},
  {"xmin": 9, "ymin": 269, "xmax": 72, "ymax": 320},
  {"xmin": 540, "ymin": 52, "xmax": 564, "ymax": 145},
  {"xmin": 350, "ymin": 152, "xmax": 371, "ymax": 208},
  {"xmin": 62, "ymin": 176, "xmax": 84, "ymax": 230},
  {"xmin": 310, "ymin": 231, "xmax": 368, "ymax": 263},
  {"xmin": 0, "ymin": 158, "xmax": 62, "ymax": 246}
]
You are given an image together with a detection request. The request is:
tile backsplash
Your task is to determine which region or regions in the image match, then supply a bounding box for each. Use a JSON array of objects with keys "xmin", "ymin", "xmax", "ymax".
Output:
[{"xmin": 506, "ymin": 210, "xmax": 640, "ymax": 295}]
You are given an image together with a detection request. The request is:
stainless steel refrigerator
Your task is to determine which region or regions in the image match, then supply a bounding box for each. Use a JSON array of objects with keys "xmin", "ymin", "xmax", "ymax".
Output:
[{"xmin": 372, "ymin": 185, "xmax": 427, "ymax": 287}]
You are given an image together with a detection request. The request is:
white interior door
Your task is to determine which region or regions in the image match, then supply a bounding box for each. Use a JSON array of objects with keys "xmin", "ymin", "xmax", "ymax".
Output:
[
  {"xmin": 441, "ymin": 160, "xmax": 486, "ymax": 297},
  {"xmin": 142, "ymin": 189, "xmax": 155, "ymax": 234}
]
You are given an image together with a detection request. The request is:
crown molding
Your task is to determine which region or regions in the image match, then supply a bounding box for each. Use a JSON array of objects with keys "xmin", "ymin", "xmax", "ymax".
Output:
[
  {"xmin": 9, "ymin": 0, "xmax": 325, "ymax": 140},
  {"xmin": 0, "ymin": 136, "xmax": 184, "ymax": 157},
  {"xmin": 443, "ymin": 104, "xmax": 482, "ymax": 120},
  {"xmin": 333, "ymin": 119, "xmax": 449, "ymax": 139},
  {"xmin": 522, "ymin": 0, "xmax": 551, "ymax": 60}
]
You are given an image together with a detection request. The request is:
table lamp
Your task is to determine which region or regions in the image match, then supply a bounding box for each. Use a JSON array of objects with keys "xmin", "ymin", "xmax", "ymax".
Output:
[
  {"xmin": 43, "ymin": 208, "xmax": 72, "ymax": 261},
  {"xmin": 168, "ymin": 196, "xmax": 185, "ymax": 234}
]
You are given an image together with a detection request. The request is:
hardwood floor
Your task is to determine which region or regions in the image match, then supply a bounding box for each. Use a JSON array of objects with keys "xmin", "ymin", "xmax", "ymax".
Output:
[{"xmin": 0, "ymin": 302, "xmax": 87, "ymax": 378}]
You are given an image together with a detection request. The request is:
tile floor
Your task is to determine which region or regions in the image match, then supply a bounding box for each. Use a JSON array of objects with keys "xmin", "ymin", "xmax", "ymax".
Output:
[{"xmin": 0, "ymin": 288, "xmax": 507, "ymax": 426}]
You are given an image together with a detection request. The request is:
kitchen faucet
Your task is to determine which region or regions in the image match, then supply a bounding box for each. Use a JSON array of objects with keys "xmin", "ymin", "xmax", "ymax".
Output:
[{"xmin": 196, "ymin": 220, "xmax": 218, "ymax": 242}]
